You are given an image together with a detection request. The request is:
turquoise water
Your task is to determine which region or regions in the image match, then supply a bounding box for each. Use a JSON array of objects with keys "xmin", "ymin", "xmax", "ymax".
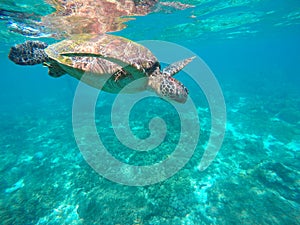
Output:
[{"xmin": 1, "ymin": 0, "xmax": 300, "ymax": 224}]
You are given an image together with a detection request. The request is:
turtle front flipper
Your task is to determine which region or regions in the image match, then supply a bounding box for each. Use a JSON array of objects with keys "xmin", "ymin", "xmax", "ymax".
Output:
[
  {"xmin": 8, "ymin": 40, "xmax": 49, "ymax": 65},
  {"xmin": 162, "ymin": 56, "xmax": 195, "ymax": 76}
]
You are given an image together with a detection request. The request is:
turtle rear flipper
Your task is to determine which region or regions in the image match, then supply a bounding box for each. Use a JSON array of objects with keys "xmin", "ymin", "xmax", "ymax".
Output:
[
  {"xmin": 9, "ymin": 40, "xmax": 49, "ymax": 65},
  {"xmin": 43, "ymin": 61, "xmax": 66, "ymax": 78}
]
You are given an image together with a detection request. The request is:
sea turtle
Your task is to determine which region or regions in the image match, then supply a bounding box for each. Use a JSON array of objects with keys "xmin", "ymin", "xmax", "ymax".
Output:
[{"xmin": 8, "ymin": 34, "xmax": 194, "ymax": 103}]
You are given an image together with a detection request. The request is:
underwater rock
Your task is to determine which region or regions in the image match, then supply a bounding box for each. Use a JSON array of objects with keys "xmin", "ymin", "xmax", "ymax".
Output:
[
  {"xmin": 251, "ymin": 161, "xmax": 300, "ymax": 203},
  {"xmin": 34, "ymin": 151, "xmax": 44, "ymax": 160},
  {"xmin": 277, "ymin": 108, "xmax": 300, "ymax": 124},
  {"xmin": 5, "ymin": 179, "xmax": 24, "ymax": 193}
]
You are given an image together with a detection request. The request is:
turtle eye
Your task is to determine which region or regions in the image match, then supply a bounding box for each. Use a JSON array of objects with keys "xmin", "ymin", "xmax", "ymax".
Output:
[{"xmin": 184, "ymin": 86, "xmax": 189, "ymax": 94}]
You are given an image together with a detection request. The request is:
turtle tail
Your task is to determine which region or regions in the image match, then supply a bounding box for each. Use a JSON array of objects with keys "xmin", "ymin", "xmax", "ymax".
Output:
[{"xmin": 8, "ymin": 40, "xmax": 49, "ymax": 65}]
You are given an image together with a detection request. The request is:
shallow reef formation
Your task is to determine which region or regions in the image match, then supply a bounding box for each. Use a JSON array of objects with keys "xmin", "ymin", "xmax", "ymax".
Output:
[{"xmin": 0, "ymin": 82, "xmax": 299, "ymax": 224}]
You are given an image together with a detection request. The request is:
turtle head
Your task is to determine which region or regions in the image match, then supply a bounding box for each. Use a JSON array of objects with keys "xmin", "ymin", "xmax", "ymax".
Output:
[
  {"xmin": 148, "ymin": 72, "xmax": 188, "ymax": 103},
  {"xmin": 147, "ymin": 57, "xmax": 195, "ymax": 103}
]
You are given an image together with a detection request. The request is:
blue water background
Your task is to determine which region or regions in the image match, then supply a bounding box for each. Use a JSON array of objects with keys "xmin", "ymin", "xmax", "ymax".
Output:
[{"xmin": 0, "ymin": 0, "xmax": 300, "ymax": 224}]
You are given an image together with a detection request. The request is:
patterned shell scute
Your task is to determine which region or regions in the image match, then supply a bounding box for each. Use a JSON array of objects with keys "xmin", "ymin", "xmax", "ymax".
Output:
[{"xmin": 45, "ymin": 34, "xmax": 158, "ymax": 76}]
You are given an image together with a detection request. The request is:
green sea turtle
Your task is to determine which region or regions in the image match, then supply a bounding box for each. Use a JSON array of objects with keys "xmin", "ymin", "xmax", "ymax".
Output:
[{"xmin": 8, "ymin": 34, "xmax": 194, "ymax": 103}]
